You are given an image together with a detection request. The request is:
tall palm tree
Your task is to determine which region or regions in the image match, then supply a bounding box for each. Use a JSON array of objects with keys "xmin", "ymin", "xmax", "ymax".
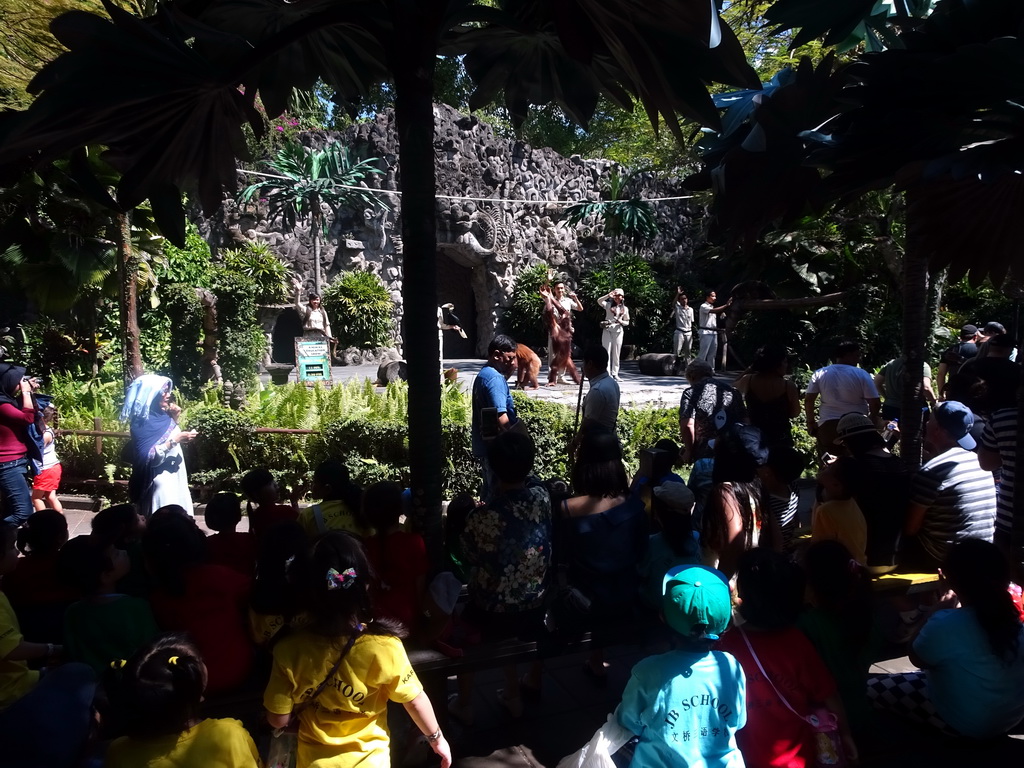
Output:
[
  {"xmin": 238, "ymin": 138, "xmax": 387, "ymax": 295},
  {"xmin": 0, "ymin": 0, "xmax": 758, "ymax": 559}
]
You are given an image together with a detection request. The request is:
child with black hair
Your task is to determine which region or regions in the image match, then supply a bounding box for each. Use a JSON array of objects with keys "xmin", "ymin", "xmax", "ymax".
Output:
[
  {"xmin": 205, "ymin": 492, "xmax": 256, "ymax": 576},
  {"xmin": 798, "ymin": 540, "xmax": 878, "ymax": 735},
  {"xmin": 263, "ymin": 531, "xmax": 451, "ymax": 768},
  {"xmin": 758, "ymin": 444, "xmax": 806, "ymax": 552},
  {"xmin": 443, "ymin": 492, "xmax": 477, "ymax": 583},
  {"xmin": 30, "ymin": 404, "xmax": 63, "ymax": 513},
  {"xmin": 143, "ymin": 511, "xmax": 253, "ymax": 693},
  {"xmin": 58, "ymin": 535, "xmax": 158, "ymax": 675},
  {"xmin": 811, "ymin": 460, "xmax": 867, "ymax": 565},
  {"xmin": 4, "ymin": 509, "xmax": 77, "ymax": 639},
  {"xmin": 717, "ymin": 548, "xmax": 856, "ymax": 768},
  {"xmin": 91, "ymin": 503, "xmax": 149, "ymax": 597},
  {"xmin": 615, "ymin": 564, "xmax": 745, "ymax": 767},
  {"xmin": 638, "ymin": 481, "xmax": 701, "ymax": 612},
  {"xmin": 363, "ymin": 481, "xmax": 429, "ymax": 632},
  {"xmin": 867, "ymin": 538, "xmax": 1024, "ymax": 739},
  {"xmin": 298, "ymin": 459, "xmax": 369, "ymax": 538},
  {"xmin": 0, "ymin": 524, "xmax": 97, "ymax": 768},
  {"xmin": 249, "ymin": 521, "xmax": 309, "ymax": 647},
  {"xmin": 240, "ymin": 467, "xmax": 298, "ymax": 543},
  {"xmin": 105, "ymin": 633, "xmax": 259, "ymax": 767}
]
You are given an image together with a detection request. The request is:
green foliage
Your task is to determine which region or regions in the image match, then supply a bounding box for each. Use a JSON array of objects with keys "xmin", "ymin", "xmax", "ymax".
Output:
[
  {"xmin": 579, "ymin": 253, "xmax": 670, "ymax": 355},
  {"xmin": 159, "ymin": 283, "xmax": 204, "ymax": 397},
  {"xmin": 238, "ymin": 139, "xmax": 388, "ymax": 235},
  {"xmin": 15, "ymin": 318, "xmax": 96, "ymax": 378},
  {"xmin": 566, "ymin": 169, "xmax": 659, "ymax": 252},
  {"xmin": 499, "ymin": 264, "xmax": 551, "ymax": 349},
  {"xmin": 616, "ymin": 405, "xmax": 681, "ymax": 476},
  {"xmin": 157, "ymin": 222, "xmax": 212, "ymax": 288},
  {"xmin": 209, "ymin": 269, "xmax": 264, "ymax": 389},
  {"xmin": 511, "ymin": 393, "xmax": 576, "ymax": 481},
  {"xmin": 940, "ymin": 278, "xmax": 1016, "ymax": 340},
  {"xmin": 223, "ymin": 242, "xmax": 292, "ymax": 305},
  {"xmin": 321, "ymin": 272, "xmax": 394, "ymax": 348}
]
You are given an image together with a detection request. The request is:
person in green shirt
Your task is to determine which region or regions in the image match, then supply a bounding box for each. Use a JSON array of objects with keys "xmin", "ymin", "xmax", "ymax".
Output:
[{"xmin": 58, "ymin": 535, "xmax": 159, "ymax": 675}]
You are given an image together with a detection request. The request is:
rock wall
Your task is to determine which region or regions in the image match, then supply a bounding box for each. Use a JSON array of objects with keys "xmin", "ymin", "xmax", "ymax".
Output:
[{"xmin": 211, "ymin": 103, "xmax": 700, "ymax": 358}]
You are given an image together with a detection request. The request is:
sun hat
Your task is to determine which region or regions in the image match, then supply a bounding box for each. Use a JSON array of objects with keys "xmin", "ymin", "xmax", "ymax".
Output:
[
  {"xmin": 653, "ymin": 481, "xmax": 695, "ymax": 513},
  {"xmin": 933, "ymin": 401, "xmax": 976, "ymax": 450},
  {"xmin": 835, "ymin": 413, "xmax": 878, "ymax": 443},
  {"xmin": 662, "ymin": 565, "xmax": 731, "ymax": 641}
]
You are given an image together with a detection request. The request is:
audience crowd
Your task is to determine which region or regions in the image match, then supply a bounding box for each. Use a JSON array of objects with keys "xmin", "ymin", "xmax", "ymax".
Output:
[{"xmin": 0, "ymin": 318, "xmax": 1023, "ymax": 768}]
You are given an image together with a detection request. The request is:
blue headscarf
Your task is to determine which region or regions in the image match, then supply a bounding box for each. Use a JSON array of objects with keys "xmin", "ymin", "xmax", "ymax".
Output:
[{"xmin": 123, "ymin": 375, "xmax": 174, "ymax": 502}]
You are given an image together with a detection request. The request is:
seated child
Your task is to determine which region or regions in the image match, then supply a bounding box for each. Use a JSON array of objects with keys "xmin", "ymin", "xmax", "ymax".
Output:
[
  {"xmin": 443, "ymin": 492, "xmax": 476, "ymax": 583},
  {"xmin": 0, "ymin": 523, "xmax": 96, "ymax": 768},
  {"xmin": 204, "ymin": 492, "xmax": 256, "ymax": 576},
  {"xmin": 4, "ymin": 509, "xmax": 77, "ymax": 641},
  {"xmin": 452, "ymin": 431, "xmax": 551, "ymax": 721},
  {"xmin": 758, "ymin": 444, "xmax": 807, "ymax": 552},
  {"xmin": 105, "ymin": 633, "xmax": 259, "ymax": 768},
  {"xmin": 91, "ymin": 504, "xmax": 149, "ymax": 597},
  {"xmin": 617, "ymin": 564, "xmax": 745, "ymax": 768},
  {"xmin": 58, "ymin": 535, "xmax": 159, "ymax": 675},
  {"xmin": 362, "ymin": 481, "xmax": 429, "ymax": 632},
  {"xmin": 798, "ymin": 540, "xmax": 878, "ymax": 735},
  {"xmin": 717, "ymin": 548, "xmax": 857, "ymax": 768},
  {"xmin": 638, "ymin": 481, "xmax": 701, "ymax": 612},
  {"xmin": 143, "ymin": 511, "xmax": 253, "ymax": 693},
  {"xmin": 240, "ymin": 467, "xmax": 298, "ymax": 543},
  {"xmin": 297, "ymin": 460, "xmax": 369, "ymax": 538},
  {"xmin": 263, "ymin": 532, "xmax": 450, "ymax": 768},
  {"xmin": 811, "ymin": 460, "xmax": 867, "ymax": 565},
  {"xmin": 248, "ymin": 521, "xmax": 309, "ymax": 647}
]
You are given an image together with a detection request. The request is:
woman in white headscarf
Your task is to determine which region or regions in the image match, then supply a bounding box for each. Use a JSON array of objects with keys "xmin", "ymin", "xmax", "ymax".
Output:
[
  {"xmin": 599, "ymin": 289, "xmax": 630, "ymax": 381},
  {"xmin": 122, "ymin": 375, "xmax": 197, "ymax": 516}
]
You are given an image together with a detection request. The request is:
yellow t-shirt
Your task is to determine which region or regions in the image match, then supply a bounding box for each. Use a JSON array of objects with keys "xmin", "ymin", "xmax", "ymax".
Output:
[
  {"xmin": 298, "ymin": 500, "xmax": 373, "ymax": 539},
  {"xmin": 0, "ymin": 592, "xmax": 38, "ymax": 710},
  {"xmin": 264, "ymin": 631, "xmax": 423, "ymax": 768},
  {"xmin": 105, "ymin": 717, "xmax": 259, "ymax": 768},
  {"xmin": 812, "ymin": 497, "xmax": 868, "ymax": 565}
]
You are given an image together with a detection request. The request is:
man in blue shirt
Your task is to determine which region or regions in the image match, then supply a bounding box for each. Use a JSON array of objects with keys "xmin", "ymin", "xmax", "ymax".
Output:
[{"xmin": 472, "ymin": 334, "xmax": 519, "ymax": 499}]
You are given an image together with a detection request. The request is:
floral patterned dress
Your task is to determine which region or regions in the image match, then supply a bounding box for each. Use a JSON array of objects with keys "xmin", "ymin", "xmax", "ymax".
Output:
[{"xmin": 461, "ymin": 485, "xmax": 553, "ymax": 613}]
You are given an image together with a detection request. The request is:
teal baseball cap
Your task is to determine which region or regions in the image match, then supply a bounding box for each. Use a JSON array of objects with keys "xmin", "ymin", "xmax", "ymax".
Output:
[{"xmin": 662, "ymin": 565, "xmax": 731, "ymax": 641}]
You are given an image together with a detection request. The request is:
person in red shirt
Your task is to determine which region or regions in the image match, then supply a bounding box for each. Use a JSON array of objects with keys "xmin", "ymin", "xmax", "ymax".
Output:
[
  {"xmin": 204, "ymin": 492, "xmax": 256, "ymax": 576},
  {"xmin": 717, "ymin": 548, "xmax": 857, "ymax": 768},
  {"xmin": 4, "ymin": 509, "xmax": 79, "ymax": 641},
  {"xmin": 142, "ymin": 508, "xmax": 253, "ymax": 693},
  {"xmin": 0, "ymin": 364, "xmax": 40, "ymax": 527},
  {"xmin": 362, "ymin": 482, "xmax": 428, "ymax": 634},
  {"xmin": 240, "ymin": 467, "xmax": 298, "ymax": 543}
]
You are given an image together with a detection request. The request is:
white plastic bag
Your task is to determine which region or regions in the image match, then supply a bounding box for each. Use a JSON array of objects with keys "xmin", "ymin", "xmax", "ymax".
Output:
[{"xmin": 556, "ymin": 708, "xmax": 635, "ymax": 768}]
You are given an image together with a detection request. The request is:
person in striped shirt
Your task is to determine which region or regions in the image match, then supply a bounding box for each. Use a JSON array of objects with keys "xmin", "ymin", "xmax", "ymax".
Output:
[
  {"xmin": 979, "ymin": 406, "xmax": 1017, "ymax": 557},
  {"xmin": 902, "ymin": 402, "xmax": 996, "ymax": 571}
]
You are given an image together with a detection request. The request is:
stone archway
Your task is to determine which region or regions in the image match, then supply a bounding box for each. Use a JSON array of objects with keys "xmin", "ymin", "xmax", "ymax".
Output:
[
  {"xmin": 271, "ymin": 308, "xmax": 304, "ymax": 364},
  {"xmin": 437, "ymin": 243, "xmax": 497, "ymax": 357}
]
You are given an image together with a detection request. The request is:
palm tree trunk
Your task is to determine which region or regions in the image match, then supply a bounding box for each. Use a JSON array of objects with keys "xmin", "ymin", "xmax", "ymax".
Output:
[
  {"xmin": 116, "ymin": 211, "xmax": 142, "ymax": 385},
  {"xmin": 393, "ymin": 40, "xmax": 442, "ymax": 566},
  {"xmin": 312, "ymin": 203, "xmax": 322, "ymax": 296}
]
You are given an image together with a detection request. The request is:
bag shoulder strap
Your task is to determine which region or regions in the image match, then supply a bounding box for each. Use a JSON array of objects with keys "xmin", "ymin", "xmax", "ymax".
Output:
[
  {"xmin": 739, "ymin": 627, "xmax": 811, "ymax": 724},
  {"xmin": 312, "ymin": 504, "xmax": 326, "ymax": 534},
  {"xmin": 297, "ymin": 627, "xmax": 362, "ymax": 714}
]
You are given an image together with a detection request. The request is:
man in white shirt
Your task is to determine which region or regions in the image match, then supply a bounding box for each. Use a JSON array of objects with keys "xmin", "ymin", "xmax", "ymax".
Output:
[
  {"xmin": 672, "ymin": 288, "xmax": 695, "ymax": 363},
  {"xmin": 697, "ymin": 290, "xmax": 731, "ymax": 372},
  {"xmin": 804, "ymin": 340, "xmax": 881, "ymax": 458}
]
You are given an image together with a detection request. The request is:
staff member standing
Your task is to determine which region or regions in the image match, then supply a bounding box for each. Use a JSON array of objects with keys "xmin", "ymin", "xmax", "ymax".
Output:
[
  {"xmin": 697, "ymin": 290, "xmax": 732, "ymax": 373},
  {"xmin": 599, "ymin": 289, "xmax": 630, "ymax": 381},
  {"xmin": 293, "ymin": 279, "xmax": 337, "ymax": 358},
  {"xmin": 671, "ymin": 288, "xmax": 694, "ymax": 364}
]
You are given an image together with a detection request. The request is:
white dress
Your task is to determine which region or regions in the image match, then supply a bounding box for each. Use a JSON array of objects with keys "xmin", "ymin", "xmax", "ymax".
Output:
[{"xmin": 140, "ymin": 425, "xmax": 194, "ymax": 516}]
